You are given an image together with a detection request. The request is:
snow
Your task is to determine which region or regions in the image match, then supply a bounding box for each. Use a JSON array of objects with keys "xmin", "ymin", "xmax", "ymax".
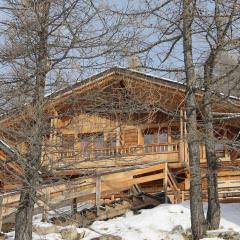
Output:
[{"xmin": 6, "ymin": 201, "xmax": 240, "ymax": 240}]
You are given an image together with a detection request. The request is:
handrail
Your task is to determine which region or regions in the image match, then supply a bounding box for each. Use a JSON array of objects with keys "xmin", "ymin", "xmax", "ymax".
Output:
[
  {"xmin": 0, "ymin": 162, "xmax": 167, "ymax": 218},
  {"xmin": 167, "ymin": 166, "xmax": 180, "ymax": 203},
  {"xmin": 167, "ymin": 169, "xmax": 179, "ymax": 192},
  {"xmin": 49, "ymin": 143, "xmax": 180, "ymax": 160}
]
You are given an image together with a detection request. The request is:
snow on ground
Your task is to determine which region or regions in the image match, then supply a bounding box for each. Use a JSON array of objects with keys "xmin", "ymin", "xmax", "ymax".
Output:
[
  {"xmin": 82, "ymin": 202, "xmax": 240, "ymax": 240},
  {"xmin": 6, "ymin": 201, "xmax": 240, "ymax": 240}
]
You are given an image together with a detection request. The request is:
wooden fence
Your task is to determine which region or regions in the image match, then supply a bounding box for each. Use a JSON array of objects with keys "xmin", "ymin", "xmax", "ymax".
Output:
[{"xmin": 0, "ymin": 161, "xmax": 180, "ymax": 231}]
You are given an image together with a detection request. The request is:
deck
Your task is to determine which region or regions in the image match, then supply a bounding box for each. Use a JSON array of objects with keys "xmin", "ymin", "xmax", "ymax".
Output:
[
  {"xmin": 0, "ymin": 162, "xmax": 181, "ymax": 229},
  {"xmin": 42, "ymin": 142, "xmax": 229, "ymax": 171}
]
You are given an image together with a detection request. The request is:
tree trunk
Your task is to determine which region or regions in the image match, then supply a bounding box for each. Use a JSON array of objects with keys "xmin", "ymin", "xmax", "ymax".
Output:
[
  {"xmin": 14, "ymin": 2, "xmax": 50, "ymax": 239},
  {"xmin": 15, "ymin": 170, "xmax": 38, "ymax": 240},
  {"xmin": 182, "ymin": 1, "xmax": 207, "ymax": 239},
  {"xmin": 204, "ymin": 66, "xmax": 220, "ymax": 230}
]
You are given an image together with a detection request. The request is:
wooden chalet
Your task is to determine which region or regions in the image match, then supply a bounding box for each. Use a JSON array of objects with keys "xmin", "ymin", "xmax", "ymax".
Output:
[{"xmin": 0, "ymin": 67, "xmax": 240, "ymax": 217}]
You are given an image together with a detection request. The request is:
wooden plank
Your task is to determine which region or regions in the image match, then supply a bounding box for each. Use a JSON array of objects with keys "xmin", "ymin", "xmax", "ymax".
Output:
[
  {"xmin": 96, "ymin": 175, "xmax": 101, "ymax": 216},
  {"xmin": 71, "ymin": 198, "xmax": 77, "ymax": 215},
  {"xmin": 102, "ymin": 173, "xmax": 164, "ymax": 189},
  {"xmin": 218, "ymin": 170, "xmax": 240, "ymax": 177},
  {"xmin": 164, "ymin": 162, "xmax": 168, "ymax": 203},
  {"xmin": 42, "ymin": 189, "xmax": 50, "ymax": 222},
  {"xmin": 0, "ymin": 195, "xmax": 3, "ymax": 232},
  {"xmin": 0, "ymin": 162, "xmax": 170, "ymax": 218},
  {"xmin": 102, "ymin": 164, "xmax": 165, "ymax": 180}
]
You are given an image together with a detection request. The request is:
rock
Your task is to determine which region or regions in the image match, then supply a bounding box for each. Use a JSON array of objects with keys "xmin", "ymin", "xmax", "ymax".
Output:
[
  {"xmin": 207, "ymin": 230, "xmax": 222, "ymax": 238},
  {"xmin": 60, "ymin": 226, "xmax": 81, "ymax": 240},
  {"xmin": 33, "ymin": 222, "xmax": 58, "ymax": 235},
  {"xmin": 165, "ymin": 233, "xmax": 186, "ymax": 240},
  {"xmin": 171, "ymin": 225, "xmax": 184, "ymax": 234},
  {"xmin": 218, "ymin": 230, "xmax": 240, "ymax": 240},
  {"xmin": 182, "ymin": 228, "xmax": 192, "ymax": 240},
  {"xmin": 91, "ymin": 235, "xmax": 122, "ymax": 240}
]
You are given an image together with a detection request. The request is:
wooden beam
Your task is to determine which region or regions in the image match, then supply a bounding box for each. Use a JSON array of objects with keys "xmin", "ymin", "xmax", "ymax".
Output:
[
  {"xmin": 164, "ymin": 162, "xmax": 168, "ymax": 203},
  {"xmin": 96, "ymin": 175, "xmax": 101, "ymax": 216},
  {"xmin": 137, "ymin": 127, "xmax": 144, "ymax": 145},
  {"xmin": 71, "ymin": 198, "xmax": 77, "ymax": 215},
  {"xmin": 179, "ymin": 108, "xmax": 184, "ymax": 162},
  {"xmin": 116, "ymin": 127, "xmax": 121, "ymax": 147},
  {"xmin": 0, "ymin": 195, "xmax": 3, "ymax": 232},
  {"xmin": 184, "ymin": 110, "xmax": 188, "ymax": 163},
  {"xmin": 42, "ymin": 189, "xmax": 50, "ymax": 222}
]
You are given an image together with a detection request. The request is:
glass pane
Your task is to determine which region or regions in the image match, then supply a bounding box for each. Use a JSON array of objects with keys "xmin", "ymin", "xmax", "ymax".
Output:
[
  {"xmin": 62, "ymin": 134, "xmax": 74, "ymax": 149},
  {"xmin": 93, "ymin": 133, "xmax": 104, "ymax": 148},
  {"xmin": 78, "ymin": 134, "xmax": 90, "ymax": 151},
  {"xmin": 157, "ymin": 128, "xmax": 168, "ymax": 143},
  {"xmin": 171, "ymin": 126, "xmax": 180, "ymax": 141},
  {"xmin": 144, "ymin": 129, "xmax": 155, "ymax": 145}
]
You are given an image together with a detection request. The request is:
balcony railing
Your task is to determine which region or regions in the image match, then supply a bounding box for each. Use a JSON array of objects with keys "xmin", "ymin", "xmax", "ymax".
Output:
[
  {"xmin": 44, "ymin": 142, "xmax": 228, "ymax": 164},
  {"xmin": 53, "ymin": 143, "xmax": 180, "ymax": 160}
]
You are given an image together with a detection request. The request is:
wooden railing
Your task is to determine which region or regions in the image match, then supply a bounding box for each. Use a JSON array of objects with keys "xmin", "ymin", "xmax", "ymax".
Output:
[
  {"xmin": 57, "ymin": 143, "xmax": 180, "ymax": 160},
  {"xmin": 199, "ymin": 144, "xmax": 227, "ymax": 161},
  {"xmin": 167, "ymin": 166, "xmax": 181, "ymax": 203},
  {"xmin": 0, "ymin": 162, "xmax": 170, "ymax": 221}
]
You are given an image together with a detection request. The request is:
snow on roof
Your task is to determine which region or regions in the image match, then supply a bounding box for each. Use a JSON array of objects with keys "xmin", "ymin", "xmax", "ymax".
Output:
[
  {"xmin": 47, "ymin": 67, "xmax": 186, "ymax": 100},
  {"xmin": 124, "ymin": 67, "xmax": 181, "ymax": 84}
]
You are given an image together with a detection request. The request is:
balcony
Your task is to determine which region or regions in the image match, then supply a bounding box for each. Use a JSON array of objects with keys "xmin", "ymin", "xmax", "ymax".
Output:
[
  {"xmin": 43, "ymin": 143, "xmax": 180, "ymax": 170},
  {"xmin": 61, "ymin": 143, "xmax": 179, "ymax": 158},
  {"xmin": 42, "ymin": 141, "xmax": 231, "ymax": 171}
]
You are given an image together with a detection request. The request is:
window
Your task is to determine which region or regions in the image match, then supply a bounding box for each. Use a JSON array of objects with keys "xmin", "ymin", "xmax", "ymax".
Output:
[
  {"xmin": 62, "ymin": 134, "xmax": 75, "ymax": 149},
  {"xmin": 144, "ymin": 129, "xmax": 155, "ymax": 145},
  {"xmin": 144, "ymin": 128, "xmax": 168, "ymax": 144},
  {"xmin": 78, "ymin": 132, "xmax": 104, "ymax": 150},
  {"xmin": 171, "ymin": 126, "xmax": 180, "ymax": 141},
  {"xmin": 158, "ymin": 128, "xmax": 168, "ymax": 143},
  {"xmin": 78, "ymin": 133, "xmax": 90, "ymax": 151},
  {"xmin": 93, "ymin": 133, "xmax": 104, "ymax": 148},
  {"xmin": 106, "ymin": 132, "xmax": 116, "ymax": 148}
]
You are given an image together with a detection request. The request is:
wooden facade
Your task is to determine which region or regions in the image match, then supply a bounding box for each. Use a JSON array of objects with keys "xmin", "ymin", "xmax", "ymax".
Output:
[{"xmin": 0, "ymin": 67, "xmax": 240, "ymax": 194}]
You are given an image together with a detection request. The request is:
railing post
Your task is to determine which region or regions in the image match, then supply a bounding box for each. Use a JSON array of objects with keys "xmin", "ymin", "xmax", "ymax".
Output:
[
  {"xmin": 179, "ymin": 108, "xmax": 185, "ymax": 162},
  {"xmin": 164, "ymin": 162, "xmax": 168, "ymax": 203},
  {"xmin": 42, "ymin": 189, "xmax": 50, "ymax": 222},
  {"xmin": 0, "ymin": 195, "xmax": 3, "ymax": 233},
  {"xmin": 71, "ymin": 198, "xmax": 77, "ymax": 215},
  {"xmin": 116, "ymin": 127, "xmax": 121, "ymax": 147},
  {"xmin": 96, "ymin": 175, "xmax": 101, "ymax": 217}
]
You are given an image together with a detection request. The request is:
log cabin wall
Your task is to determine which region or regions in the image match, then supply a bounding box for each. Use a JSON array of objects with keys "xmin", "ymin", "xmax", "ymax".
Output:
[
  {"xmin": 0, "ymin": 67, "xmax": 239, "ymax": 192},
  {"xmin": 42, "ymin": 108, "xmax": 189, "ymax": 171},
  {"xmin": 41, "ymin": 107, "xmax": 233, "ymax": 171}
]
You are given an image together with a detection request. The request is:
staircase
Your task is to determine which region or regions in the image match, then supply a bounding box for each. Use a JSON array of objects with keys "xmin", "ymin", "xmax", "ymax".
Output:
[{"xmin": 166, "ymin": 164, "xmax": 181, "ymax": 203}]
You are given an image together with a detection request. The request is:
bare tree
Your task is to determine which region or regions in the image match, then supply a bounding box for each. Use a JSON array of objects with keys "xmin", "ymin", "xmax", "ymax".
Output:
[
  {"xmin": 109, "ymin": 1, "xmax": 208, "ymax": 238},
  {"xmin": 110, "ymin": 1, "xmax": 240, "ymax": 237},
  {"xmin": 0, "ymin": 0, "xmax": 128, "ymax": 239},
  {"xmin": 182, "ymin": 1, "xmax": 207, "ymax": 239},
  {"xmin": 195, "ymin": 0, "xmax": 240, "ymax": 229}
]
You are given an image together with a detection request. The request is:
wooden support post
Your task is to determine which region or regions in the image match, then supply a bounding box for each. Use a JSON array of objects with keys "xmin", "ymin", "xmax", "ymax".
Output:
[
  {"xmin": 116, "ymin": 127, "xmax": 121, "ymax": 147},
  {"xmin": 181, "ymin": 191, "xmax": 185, "ymax": 202},
  {"xmin": 96, "ymin": 175, "xmax": 101, "ymax": 216},
  {"xmin": 167, "ymin": 126, "xmax": 171, "ymax": 145},
  {"xmin": 137, "ymin": 127, "xmax": 143, "ymax": 145},
  {"xmin": 48, "ymin": 109, "xmax": 59, "ymax": 170},
  {"xmin": 184, "ymin": 110, "xmax": 188, "ymax": 163},
  {"xmin": 71, "ymin": 198, "xmax": 77, "ymax": 215},
  {"xmin": 179, "ymin": 108, "xmax": 184, "ymax": 162},
  {"xmin": 42, "ymin": 190, "xmax": 50, "ymax": 222},
  {"xmin": 0, "ymin": 195, "xmax": 3, "ymax": 233},
  {"xmin": 163, "ymin": 162, "xmax": 168, "ymax": 203}
]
